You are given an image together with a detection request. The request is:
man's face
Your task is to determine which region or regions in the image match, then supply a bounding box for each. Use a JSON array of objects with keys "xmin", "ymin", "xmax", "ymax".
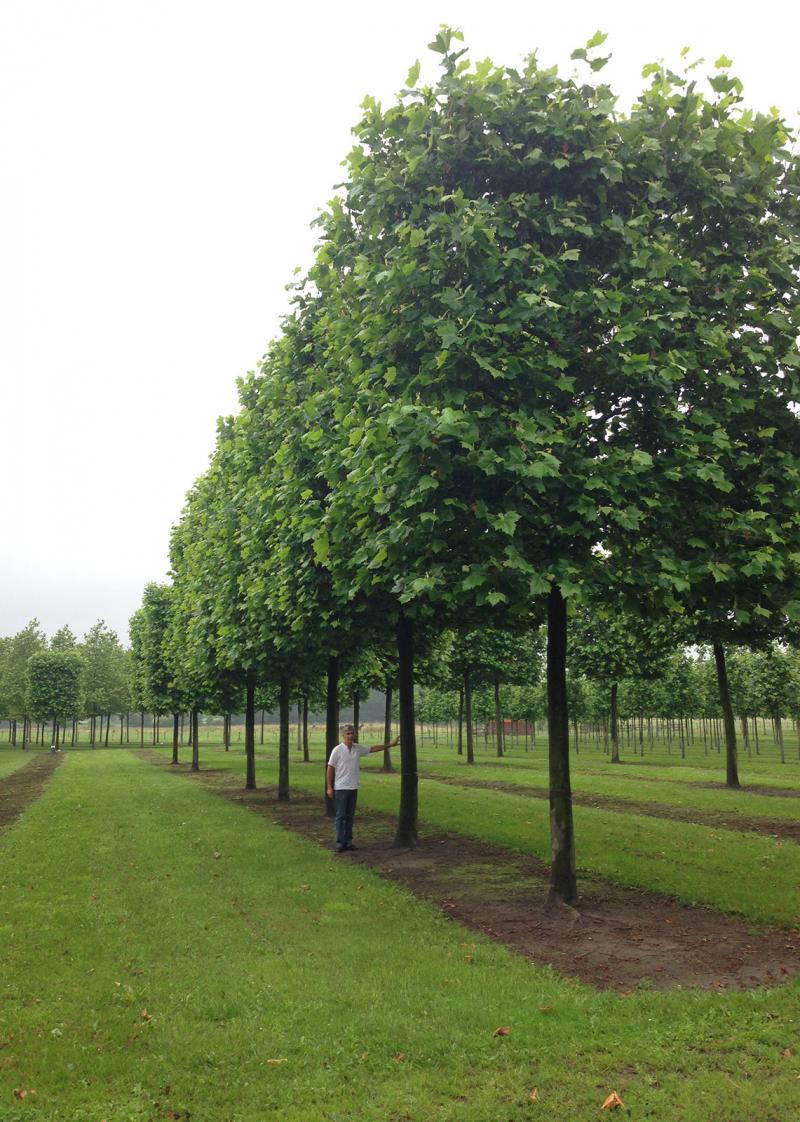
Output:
[{"xmin": 343, "ymin": 728, "xmax": 354, "ymax": 748}]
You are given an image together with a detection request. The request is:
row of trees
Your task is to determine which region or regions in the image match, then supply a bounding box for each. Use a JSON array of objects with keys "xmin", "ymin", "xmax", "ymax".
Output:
[
  {"xmin": 95, "ymin": 32, "xmax": 800, "ymax": 904},
  {"xmin": 0, "ymin": 620, "xmax": 129, "ymax": 746}
]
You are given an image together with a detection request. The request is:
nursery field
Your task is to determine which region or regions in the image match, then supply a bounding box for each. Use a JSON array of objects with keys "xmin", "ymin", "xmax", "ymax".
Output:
[{"xmin": 1, "ymin": 741, "xmax": 799, "ymax": 1122}]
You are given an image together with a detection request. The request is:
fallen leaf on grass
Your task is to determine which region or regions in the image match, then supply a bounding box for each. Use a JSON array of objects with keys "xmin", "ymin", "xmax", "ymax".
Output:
[
  {"xmin": 529, "ymin": 1087, "xmax": 539, "ymax": 1103},
  {"xmin": 360, "ymin": 1052, "xmax": 369, "ymax": 1063},
  {"xmin": 140, "ymin": 1009, "xmax": 152, "ymax": 1022},
  {"xmin": 393, "ymin": 1053, "xmax": 406, "ymax": 1062},
  {"xmin": 13, "ymin": 1089, "xmax": 36, "ymax": 1099},
  {"xmin": 539, "ymin": 1005, "xmax": 556, "ymax": 1014},
  {"xmin": 463, "ymin": 955, "xmax": 474, "ymax": 964},
  {"xmin": 601, "ymin": 1091, "xmax": 625, "ymax": 1110},
  {"xmin": 264, "ymin": 1058, "xmax": 287, "ymax": 1065},
  {"xmin": 782, "ymin": 1048, "xmax": 793, "ymax": 1057},
  {"xmin": 493, "ymin": 1026, "xmax": 512, "ymax": 1037},
  {"xmin": 213, "ymin": 852, "xmax": 221, "ymax": 860}
]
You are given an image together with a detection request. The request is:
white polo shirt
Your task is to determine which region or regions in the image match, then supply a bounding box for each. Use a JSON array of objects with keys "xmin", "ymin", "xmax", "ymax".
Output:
[{"xmin": 327, "ymin": 742, "xmax": 371, "ymax": 790}]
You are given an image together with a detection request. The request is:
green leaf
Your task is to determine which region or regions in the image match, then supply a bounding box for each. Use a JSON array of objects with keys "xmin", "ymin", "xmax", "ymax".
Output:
[
  {"xmin": 714, "ymin": 54, "xmax": 733, "ymax": 69},
  {"xmin": 587, "ymin": 30, "xmax": 608, "ymax": 49},
  {"xmin": 406, "ymin": 60, "xmax": 421, "ymax": 87},
  {"xmin": 491, "ymin": 511, "xmax": 521, "ymax": 535},
  {"xmin": 487, "ymin": 591, "xmax": 508, "ymax": 606}
]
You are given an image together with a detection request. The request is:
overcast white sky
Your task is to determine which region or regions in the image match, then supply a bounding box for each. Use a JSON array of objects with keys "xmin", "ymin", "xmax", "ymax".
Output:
[{"xmin": 2, "ymin": 0, "xmax": 799, "ymax": 644}]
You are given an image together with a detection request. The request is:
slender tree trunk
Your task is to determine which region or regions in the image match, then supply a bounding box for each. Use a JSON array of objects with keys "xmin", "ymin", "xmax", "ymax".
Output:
[
  {"xmin": 712, "ymin": 642, "xmax": 740, "ymax": 788},
  {"xmin": 191, "ymin": 708, "xmax": 199, "ymax": 771},
  {"xmin": 609, "ymin": 682, "xmax": 620, "ymax": 763},
  {"xmin": 464, "ymin": 669, "xmax": 474, "ymax": 765},
  {"xmin": 172, "ymin": 712, "xmax": 179, "ymax": 765},
  {"xmin": 394, "ymin": 612, "xmax": 418, "ymax": 847},
  {"xmin": 11, "ymin": 719, "xmax": 16, "ymax": 747},
  {"xmin": 775, "ymin": 714, "xmax": 785, "ymax": 763},
  {"xmin": 278, "ymin": 676, "xmax": 290, "ymax": 801},
  {"xmin": 140, "ymin": 710, "xmax": 144, "ymax": 747},
  {"xmin": 547, "ymin": 587, "xmax": 577, "ymax": 907},
  {"xmin": 494, "ymin": 680, "xmax": 504, "ymax": 758},
  {"xmin": 382, "ymin": 683, "xmax": 394, "ymax": 772},
  {"xmin": 245, "ymin": 674, "xmax": 256, "ymax": 790},
  {"xmin": 260, "ymin": 708, "xmax": 265, "ymax": 746},
  {"xmin": 353, "ymin": 692, "xmax": 360, "ymax": 739},
  {"xmin": 104, "ymin": 713, "xmax": 110, "ymax": 747},
  {"xmin": 302, "ymin": 694, "xmax": 310, "ymax": 763},
  {"xmin": 457, "ymin": 686, "xmax": 464, "ymax": 757},
  {"xmin": 324, "ymin": 655, "xmax": 339, "ymax": 817}
]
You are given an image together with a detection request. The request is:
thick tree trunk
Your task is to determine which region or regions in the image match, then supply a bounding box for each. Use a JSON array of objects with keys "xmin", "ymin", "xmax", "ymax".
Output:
[
  {"xmin": 302, "ymin": 694, "xmax": 310, "ymax": 763},
  {"xmin": 712, "ymin": 642, "xmax": 740, "ymax": 788},
  {"xmin": 278, "ymin": 676, "xmax": 290, "ymax": 801},
  {"xmin": 464, "ymin": 669, "xmax": 474, "ymax": 765},
  {"xmin": 324, "ymin": 655, "xmax": 339, "ymax": 817},
  {"xmin": 609, "ymin": 682, "xmax": 620, "ymax": 763},
  {"xmin": 394, "ymin": 612, "xmax": 418, "ymax": 848},
  {"xmin": 172, "ymin": 712, "xmax": 179, "ymax": 765},
  {"xmin": 547, "ymin": 587, "xmax": 577, "ymax": 907},
  {"xmin": 494, "ymin": 680, "xmax": 504, "ymax": 758},
  {"xmin": 245, "ymin": 674, "xmax": 256, "ymax": 790},
  {"xmin": 382, "ymin": 683, "xmax": 394, "ymax": 771},
  {"xmin": 191, "ymin": 708, "xmax": 199, "ymax": 771}
]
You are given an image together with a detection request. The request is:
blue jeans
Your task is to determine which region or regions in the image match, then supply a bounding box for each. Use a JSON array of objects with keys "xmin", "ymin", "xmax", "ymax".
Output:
[{"xmin": 334, "ymin": 789, "xmax": 358, "ymax": 846}]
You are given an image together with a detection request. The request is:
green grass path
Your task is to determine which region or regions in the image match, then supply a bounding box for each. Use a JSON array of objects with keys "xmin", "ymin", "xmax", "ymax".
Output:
[{"xmin": 2, "ymin": 749, "xmax": 799, "ymax": 1121}]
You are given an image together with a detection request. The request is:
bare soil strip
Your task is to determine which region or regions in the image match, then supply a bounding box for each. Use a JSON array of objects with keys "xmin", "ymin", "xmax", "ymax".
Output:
[
  {"xmin": 0, "ymin": 751, "xmax": 64, "ymax": 835},
  {"xmin": 418, "ymin": 771, "xmax": 800, "ymax": 842},
  {"xmin": 140, "ymin": 754, "xmax": 800, "ymax": 994}
]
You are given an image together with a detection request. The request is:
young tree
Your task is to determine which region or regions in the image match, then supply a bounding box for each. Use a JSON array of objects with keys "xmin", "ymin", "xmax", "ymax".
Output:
[{"xmin": 27, "ymin": 651, "xmax": 83, "ymax": 746}]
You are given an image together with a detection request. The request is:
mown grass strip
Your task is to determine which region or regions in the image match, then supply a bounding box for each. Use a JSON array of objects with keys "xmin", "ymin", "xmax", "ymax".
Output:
[
  {"xmin": 3, "ymin": 749, "xmax": 800, "ymax": 1121},
  {"xmin": 411, "ymin": 757, "xmax": 800, "ymax": 822},
  {"xmin": 213, "ymin": 750, "xmax": 800, "ymax": 928},
  {"xmin": 0, "ymin": 748, "xmax": 40, "ymax": 782}
]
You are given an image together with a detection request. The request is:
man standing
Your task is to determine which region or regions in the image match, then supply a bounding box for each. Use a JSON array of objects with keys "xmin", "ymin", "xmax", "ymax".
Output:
[{"xmin": 326, "ymin": 724, "xmax": 399, "ymax": 853}]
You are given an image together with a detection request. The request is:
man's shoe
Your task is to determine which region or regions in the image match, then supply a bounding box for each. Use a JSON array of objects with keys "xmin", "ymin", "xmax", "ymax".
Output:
[
  {"xmin": 345, "ymin": 844, "xmax": 357, "ymax": 851},
  {"xmin": 335, "ymin": 844, "xmax": 346, "ymax": 853}
]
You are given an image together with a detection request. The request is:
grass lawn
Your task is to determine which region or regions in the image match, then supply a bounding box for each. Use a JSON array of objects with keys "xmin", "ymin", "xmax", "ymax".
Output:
[
  {"xmin": 0, "ymin": 750, "xmax": 38, "ymax": 781},
  {"xmin": 408, "ymin": 755, "xmax": 800, "ymax": 822},
  {"xmin": 1, "ymin": 748, "xmax": 799, "ymax": 1121},
  {"xmin": 198, "ymin": 744, "xmax": 800, "ymax": 927}
]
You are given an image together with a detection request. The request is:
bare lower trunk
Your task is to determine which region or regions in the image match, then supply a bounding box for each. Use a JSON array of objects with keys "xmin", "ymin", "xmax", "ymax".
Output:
[
  {"xmin": 191, "ymin": 708, "xmax": 199, "ymax": 771},
  {"xmin": 457, "ymin": 687, "xmax": 464, "ymax": 757},
  {"xmin": 712, "ymin": 642, "xmax": 740, "ymax": 787},
  {"xmin": 547, "ymin": 587, "xmax": 577, "ymax": 906},
  {"xmin": 609, "ymin": 682, "xmax": 620, "ymax": 763},
  {"xmin": 324, "ymin": 656, "xmax": 339, "ymax": 817},
  {"xmin": 494, "ymin": 680, "xmax": 503, "ymax": 758},
  {"xmin": 464, "ymin": 669, "xmax": 474, "ymax": 765},
  {"xmin": 245, "ymin": 675, "xmax": 256, "ymax": 790},
  {"xmin": 172, "ymin": 713, "xmax": 179, "ymax": 765},
  {"xmin": 302, "ymin": 695, "xmax": 309, "ymax": 763},
  {"xmin": 278, "ymin": 676, "xmax": 290, "ymax": 801},
  {"xmin": 394, "ymin": 612, "xmax": 418, "ymax": 848},
  {"xmin": 382, "ymin": 683, "xmax": 394, "ymax": 772}
]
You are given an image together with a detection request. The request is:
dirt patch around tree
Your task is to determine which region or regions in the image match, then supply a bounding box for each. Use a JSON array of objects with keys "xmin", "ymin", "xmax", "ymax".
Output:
[
  {"xmin": 418, "ymin": 771, "xmax": 800, "ymax": 843},
  {"xmin": 140, "ymin": 753, "xmax": 800, "ymax": 994},
  {"xmin": 0, "ymin": 751, "xmax": 64, "ymax": 834}
]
